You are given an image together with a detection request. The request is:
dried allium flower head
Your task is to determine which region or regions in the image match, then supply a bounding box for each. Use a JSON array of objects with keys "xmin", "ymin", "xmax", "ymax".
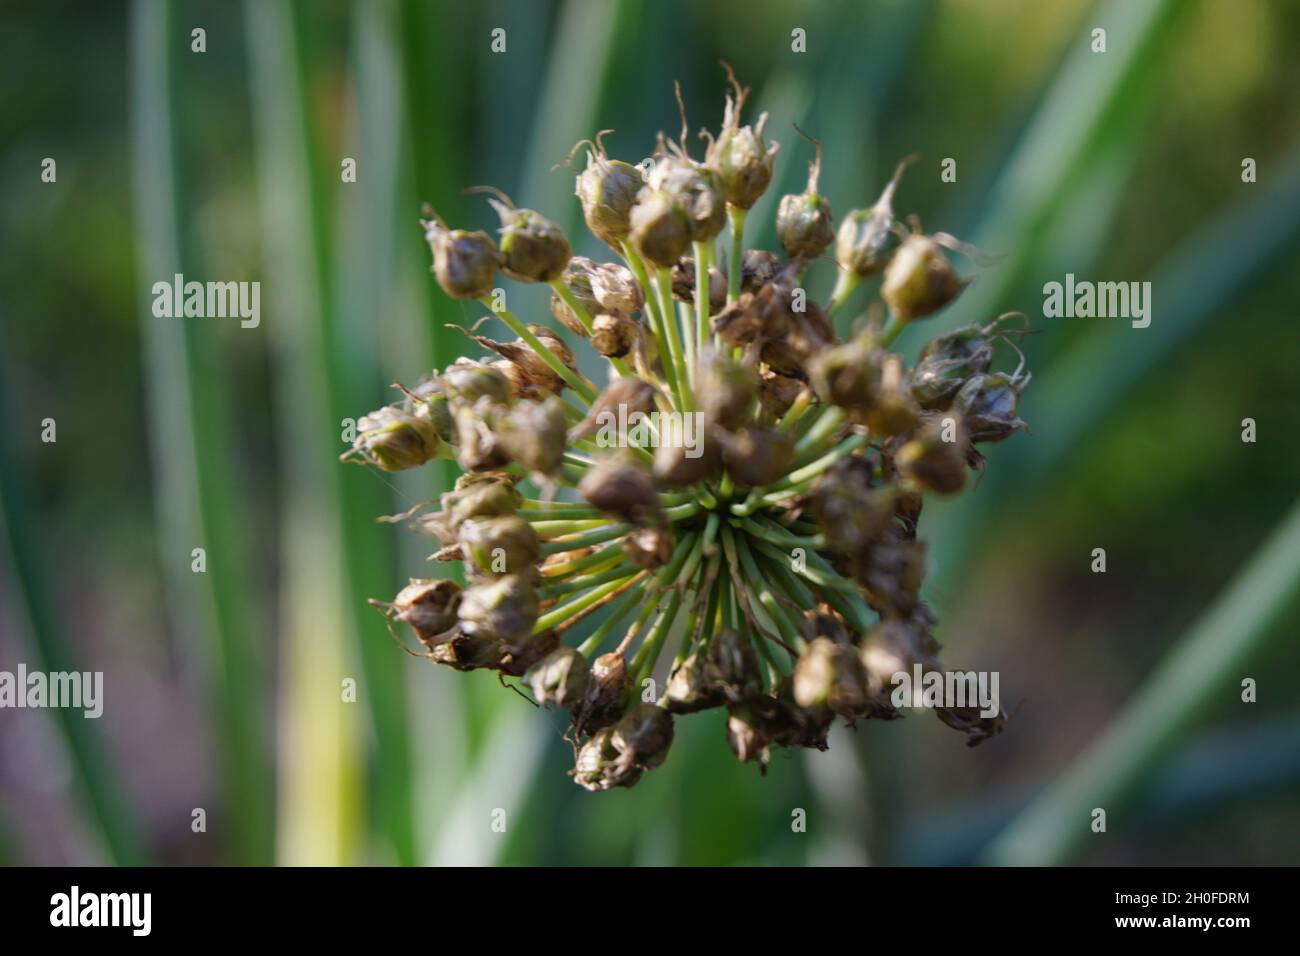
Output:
[{"xmin": 346, "ymin": 69, "xmax": 1035, "ymax": 793}]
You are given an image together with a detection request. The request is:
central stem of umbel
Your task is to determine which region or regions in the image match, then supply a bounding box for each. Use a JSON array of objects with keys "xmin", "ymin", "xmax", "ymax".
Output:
[{"xmin": 345, "ymin": 66, "xmax": 1032, "ymax": 790}]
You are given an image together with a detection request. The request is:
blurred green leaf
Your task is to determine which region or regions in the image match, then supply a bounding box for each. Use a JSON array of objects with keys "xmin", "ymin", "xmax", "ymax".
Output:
[
  {"xmin": 128, "ymin": 0, "xmax": 272, "ymax": 864},
  {"xmin": 986, "ymin": 494, "xmax": 1300, "ymax": 865}
]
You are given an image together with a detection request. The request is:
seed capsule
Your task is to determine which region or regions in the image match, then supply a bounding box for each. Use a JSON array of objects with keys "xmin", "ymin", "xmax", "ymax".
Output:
[
  {"xmin": 881, "ymin": 233, "xmax": 968, "ymax": 321},
  {"xmin": 895, "ymin": 415, "xmax": 968, "ymax": 495},
  {"xmin": 458, "ymin": 515, "xmax": 540, "ymax": 576},
  {"xmin": 442, "ymin": 359, "xmax": 514, "ymax": 405},
  {"xmin": 718, "ymin": 426, "xmax": 794, "ymax": 488},
  {"xmin": 591, "ymin": 313, "xmax": 641, "ymax": 359},
  {"xmin": 663, "ymin": 652, "xmax": 725, "ymax": 714},
  {"xmin": 441, "ymin": 472, "xmax": 521, "ymax": 532},
  {"xmin": 485, "ymin": 198, "xmax": 571, "ymax": 283},
  {"xmin": 527, "ymin": 646, "xmax": 591, "ymax": 710},
  {"xmin": 629, "ymin": 188, "xmax": 692, "ymax": 269},
  {"xmin": 496, "ymin": 395, "xmax": 567, "ymax": 474},
  {"xmin": 646, "ymin": 153, "xmax": 727, "ymax": 244},
  {"xmin": 696, "ymin": 349, "xmax": 756, "ymax": 429},
  {"xmin": 574, "ymin": 135, "xmax": 645, "ymax": 249},
  {"xmin": 457, "ymin": 574, "xmax": 539, "ymax": 647},
  {"xmin": 706, "ymin": 69, "xmax": 778, "ymax": 210},
  {"xmin": 589, "ymin": 261, "xmax": 644, "ymax": 315},
  {"xmin": 571, "ymin": 376, "xmax": 658, "ymax": 442},
  {"xmin": 835, "ymin": 155, "xmax": 915, "ymax": 279},
  {"xmin": 578, "ymin": 457, "xmax": 661, "ymax": 523},
  {"xmin": 622, "ymin": 525, "xmax": 674, "ymax": 569},
  {"xmin": 793, "ymin": 637, "xmax": 870, "ymax": 717},
  {"xmin": 741, "ymin": 249, "xmax": 781, "ymax": 294},
  {"xmin": 813, "ymin": 457, "xmax": 894, "ymax": 555},
  {"xmin": 574, "ymin": 651, "xmax": 630, "ymax": 735},
  {"xmin": 911, "ymin": 322, "xmax": 996, "ymax": 410},
  {"xmin": 549, "ymin": 257, "xmax": 601, "ymax": 336},
  {"xmin": 808, "ymin": 336, "xmax": 882, "ymax": 409},
  {"xmin": 386, "ymin": 578, "xmax": 462, "ymax": 648},
  {"xmin": 611, "ymin": 703, "xmax": 675, "ymax": 771},
  {"xmin": 452, "ymin": 400, "xmax": 509, "ymax": 472},
  {"xmin": 953, "ymin": 372, "xmax": 1029, "ymax": 443},
  {"xmin": 776, "ymin": 129, "xmax": 834, "ymax": 261},
  {"xmin": 422, "ymin": 217, "xmax": 501, "ymax": 301},
  {"xmin": 707, "ymin": 628, "xmax": 763, "ymax": 702},
  {"xmin": 863, "ymin": 354, "xmax": 921, "ymax": 437},
  {"xmin": 670, "ymin": 257, "xmax": 726, "ymax": 314},
  {"xmin": 859, "ymin": 611, "xmax": 942, "ymax": 699},
  {"xmin": 347, "ymin": 405, "xmax": 441, "ymax": 472},
  {"xmin": 573, "ymin": 726, "xmax": 643, "ymax": 791},
  {"xmin": 936, "ymin": 705, "xmax": 1006, "ymax": 747},
  {"xmin": 653, "ymin": 428, "xmax": 722, "ymax": 486}
]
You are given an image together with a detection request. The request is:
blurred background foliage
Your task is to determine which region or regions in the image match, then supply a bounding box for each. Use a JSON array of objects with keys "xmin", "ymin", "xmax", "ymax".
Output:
[{"xmin": 1, "ymin": 0, "xmax": 1298, "ymax": 866}]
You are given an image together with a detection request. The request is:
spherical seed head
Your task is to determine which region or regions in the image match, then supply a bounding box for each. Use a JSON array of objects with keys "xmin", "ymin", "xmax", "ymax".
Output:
[
  {"xmin": 527, "ymin": 646, "xmax": 591, "ymax": 710},
  {"xmin": 497, "ymin": 395, "xmax": 568, "ymax": 474},
  {"xmin": 629, "ymin": 188, "xmax": 692, "ymax": 269},
  {"xmin": 425, "ymin": 223, "xmax": 501, "ymax": 300},
  {"xmin": 776, "ymin": 190, "xmax": 835, "ymax": 261},
  {"xmin": 881, "ymin": 234, "xmax": 968, "ymax": 320},
  {"xmin": 954, "ymin": 372, "xmax": 1028, "ymax": 444},
  {"xmin": 912, "ymin": 323, "xmax": 996, "ymax": 410},
  {"xmin": 490, "ymin": 200, "xmax": 572, "ymax": 283},
  {"xmin": 793, "ymin": 637, "xmax": 869, "ymax": 716},
  {"xmin": 457, "ymin": 573, "xmax": 539, "ymax": 646},
  {"xmin": 353, "ymin": 405, "xmax": 441, "ymax": 472},
  {"xmin": 612, "ymin": 703, "xmax": 675, "ymax": 771},
  {"xmin": 576, "ymin": 153, "xmax": 645, "ymax": 248},
  {"xmin": 458, "ymin": 515, "xmax": 540, "ymax": 576},
  {"xmin": 391, "ymin": 578, "xmax": 462, "ymax": 648},
  {"xmin": 895, "ymin": 415, "xmax": 969, "ymax": 495},
  {"xmin": 578, "ymin": 457, "xmax": 660, "ymax": 523}
]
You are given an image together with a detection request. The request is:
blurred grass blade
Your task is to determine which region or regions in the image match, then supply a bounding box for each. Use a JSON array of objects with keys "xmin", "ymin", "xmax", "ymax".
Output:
[
  {"xmin": 340, "ymin": 0, "xmax": 417, "ymax": 866},
  {"xmin": 244, "ymin": 0, "xmax": 363, "ymax": 865},
  {"xmin": 927, "ymin": 140, "xmax": 1300, "ymax": 600},
  {"xmin": 0, "ymin": 349, "xmax": 148, "ymax": 865},
  {"xmin": 985, "ymin": 495, "xmax": 1300, "ymax": 865},
  {"xmin": 939, "ymin": 0, "xmax": 1182, "ymax": 331},
  {"xmin": 128, "ymin": 0, "xmax": 272, "ymax": 863}
]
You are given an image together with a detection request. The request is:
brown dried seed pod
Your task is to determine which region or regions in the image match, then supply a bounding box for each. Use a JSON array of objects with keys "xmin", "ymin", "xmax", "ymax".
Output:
[
  {"xmin": 591, "ymin": 313, "xmax": 641, "ymax": 359},
  {"xmin": 622, "ymin": 525, "xmax": 674, "ymax": 569},
  {"xmin": 496, "ymin": 395, "xmax": 568, "ymax": 474},
  {"xmin": 527, "ymin": 646, "xmax": 591, "ymax": 710},
  {"xmin": 578, "ymin": 457, "xmax": 661, "ymax": 523},
  {"xmin": 570, "ymin": 376, "xmax": 658, "ymax": 442},
  {"xmin": 881, "ymin": 233, "xmax": 969, "ymax": 321},
  {"xmin": 386, "ymin": 578, "xmax": 463, "ymax": 648},
  {"xmin": 718, "ymin": 426, "xmax": 794, "ymax": 488},
  {"xmin": 589, "ymin": 261, "xmax": 645, "ymax": 315},
  {"xmin": 422, "ymin": 219, "xmax": 501, "ymax": 300}
]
